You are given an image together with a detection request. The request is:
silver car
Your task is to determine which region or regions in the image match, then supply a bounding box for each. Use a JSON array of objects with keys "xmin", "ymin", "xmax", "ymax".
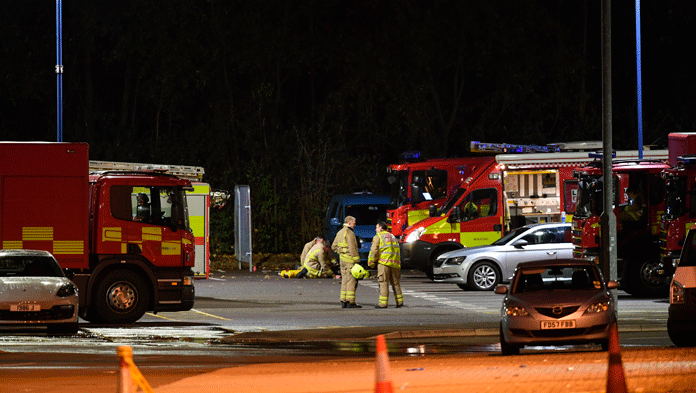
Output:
[
  {"xmin": 496, "ymin": 259, "xmax": 619, "ymax": 355},
  {"xmin": 0, "ymin": 249, "xmax": 79, "ymax": 334},
  {"xmin": 433, "ymin": 223, "xmax": 573, "ymax": 290}
]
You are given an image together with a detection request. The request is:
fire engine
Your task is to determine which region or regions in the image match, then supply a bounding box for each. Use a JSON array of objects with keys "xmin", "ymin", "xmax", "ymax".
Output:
[
  {"xmin": 89, "ymin": 160, "xmax": 229, "ymax": 279},
  {"xmin": 386, "ymin": 152, "xmax": 490, "ymax": 237},
  {"xmin": 0, "ymin": 142, "xmax": 196, "ymax": 323},
  {"xmin": 400, "ymin": 141, "xmax": 609, "ymax": 278},
  {"xmin": 658, "ymin": 133, "xmax": 696, "ymax": 277},
  {"xmin": 572, "ymin": 151, "xmax": 670, "ymax": 297}
]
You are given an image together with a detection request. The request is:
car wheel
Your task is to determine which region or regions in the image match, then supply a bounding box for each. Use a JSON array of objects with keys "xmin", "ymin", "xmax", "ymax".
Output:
[
  {"xmin": 94, "ymin": 270, "xmax": 150, "ymax": 324},
  {"xmin": 468, "ymin": 261, "xmax": 500, "ymax": 291},
  {"xmin": 47, "ymin": 323, "xmax": 79, "ymax": 335},
  {"xmin": 499, "ymin": 323, "xmax": 519, "ymax": 355}
]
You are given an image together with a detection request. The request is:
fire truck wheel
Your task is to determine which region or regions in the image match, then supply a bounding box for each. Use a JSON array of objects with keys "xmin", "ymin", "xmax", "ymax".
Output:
[
  {"xmin": 94, "ymin": 270, "xmax": 150, "ymax": 324},
  {"xmin": 468, "ymin": 261, "xmax": 500, "ymax": 291},
  {"xmin": 627, "ymin": 254, "xmax": 670, "ymax": 298}
]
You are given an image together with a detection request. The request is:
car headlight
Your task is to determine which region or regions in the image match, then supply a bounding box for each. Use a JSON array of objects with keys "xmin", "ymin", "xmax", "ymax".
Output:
[
  {"xmin": 404, "ymin": 227, "xmax": 426, "ymax": 243},
  {"xmin": 445, "ymin": 256, "xmax": 466, "ymax": 265},
  {"xmin": 671, "ymin": 280, "xmax": 685, "ymax": 304},
  {"xmin": 585, "ymin": 301, "xmax": 610, "ymax": 313},
  {"xmin": 56, "ymin": 283, "xmax": 78, "ymax": 297},
  {"xmin": 505, "ymin": 306, "xmax": 529, "ymax": 317}
]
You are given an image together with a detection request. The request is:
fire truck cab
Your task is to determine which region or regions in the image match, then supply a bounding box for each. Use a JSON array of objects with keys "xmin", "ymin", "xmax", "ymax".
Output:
[{"xmin": 572, "ymin": 155, "xmax": 670, "ymax": 297}]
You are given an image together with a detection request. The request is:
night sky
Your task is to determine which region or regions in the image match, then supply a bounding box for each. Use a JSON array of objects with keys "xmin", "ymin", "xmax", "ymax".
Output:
[{"xmin": 1, "ymin": 1, "xmax": 694, "ymax": 251}]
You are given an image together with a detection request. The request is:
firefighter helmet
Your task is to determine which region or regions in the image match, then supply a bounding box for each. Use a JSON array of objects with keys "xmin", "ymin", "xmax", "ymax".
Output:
[{"xmin": 350, "ymin": 264, "xmax": 370, "ymax": 280}]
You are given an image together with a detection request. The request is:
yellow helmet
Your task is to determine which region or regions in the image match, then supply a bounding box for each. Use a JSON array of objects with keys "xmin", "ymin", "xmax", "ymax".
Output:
[{"xmin": 351, "ymin": 264, "xmax": 370, "ymax": 280}]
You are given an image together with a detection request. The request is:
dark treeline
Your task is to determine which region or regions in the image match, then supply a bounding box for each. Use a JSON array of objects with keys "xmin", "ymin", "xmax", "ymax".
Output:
[{"xmin": 1, "ymin": 1, "xmax": 694, "ymax": 254}]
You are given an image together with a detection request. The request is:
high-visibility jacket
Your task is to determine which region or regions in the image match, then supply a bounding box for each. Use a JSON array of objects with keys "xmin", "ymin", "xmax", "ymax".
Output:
[
  {"xmin": 303, "ymin": 243, "xmax": 331, "ymax": 277},
  {"xmin": 332, "ymin": 224, "xmax": 359, "ymax": 264},
  {"xmin": 300, "ymin": 239, "xmax": 316, "ymax": 264},
  {"xmin": 368, "ymin": 230, "xmax": 400, "ymax": 269}
]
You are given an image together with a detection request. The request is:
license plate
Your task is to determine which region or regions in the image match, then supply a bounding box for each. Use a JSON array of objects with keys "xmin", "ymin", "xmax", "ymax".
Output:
[
  {"xmin": 540, "ymin": 320, "xmax": 575, "ymax": 329},
  {"xmin": 10, "ymin": 304, "xmax": 41, "ymax": 312}
]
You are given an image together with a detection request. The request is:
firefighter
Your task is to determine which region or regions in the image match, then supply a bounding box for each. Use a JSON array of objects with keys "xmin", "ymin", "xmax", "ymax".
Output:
[
  {"xmin": 300, "ymin": 235, "xmax": 324, "ymax": 266},
  {"xmin": 332, "ymin": 215, "xmax": 362, "ymax": 308},
  {"xmin": 368, "ymin": 221, "xmax": 403, "ymax": 309},
  {"xmin": 297, "ymin": 240, "xmax": 334, "ymax": 278}
]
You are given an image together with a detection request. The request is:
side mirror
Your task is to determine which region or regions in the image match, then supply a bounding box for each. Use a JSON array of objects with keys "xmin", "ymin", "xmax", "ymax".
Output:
[
  {"xmin": 330, "ymin": 217, "xmax": 340, "ymax": 226},
  {"xmin": 513, "ymin": 239, "xmax": 529, "ymax": 248},
  {"xmin": 494, "ymin": 285, "xmax": 508, "ymax": 294},
  {"xmin": 448, "ymin": 206, "xmax": 462, "ymax": 223},
  {"xmin": 429, "ymin": 204, "xmax": 438, "ymax": 217},
  {"xmin": 411, "ymin": 184, "xmax": 422, "ymax": 205},
  {"xmin": 63, "ymin": 268, "xmax": 75, "ymax": 280},
  {"xmin": 606, "ymin": 280, "xmax": 620, "ymax": 290}
]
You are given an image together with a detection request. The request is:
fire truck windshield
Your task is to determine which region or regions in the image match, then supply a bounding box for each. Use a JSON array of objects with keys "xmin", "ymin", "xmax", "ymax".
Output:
[
  {"xmin": 388, "ymin": 170, "xmax": 409, "ymax": 208},
  {"xmin": 574, "ymin": 177, "xmax": 602, "ymax": 218},
  {"xmin": 664, "ymin": 175, "xmax": 686, "ymax": 220}
]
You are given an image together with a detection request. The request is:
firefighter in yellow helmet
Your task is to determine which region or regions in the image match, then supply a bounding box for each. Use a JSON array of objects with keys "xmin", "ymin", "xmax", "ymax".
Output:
[
  {"xmin": 332, "ymin": 215, "xmax": 362, "ymax": 308},
  {"xmin": 368, "ymin": 221, "xmax": 403, "ymax": 309}
]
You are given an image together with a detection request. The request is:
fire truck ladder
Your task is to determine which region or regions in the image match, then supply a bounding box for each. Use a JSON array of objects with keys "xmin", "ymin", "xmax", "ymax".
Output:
[
  {"xmin": 89, "ymin": 160, "xmax": 205, "ymax": 181},
  {"xmin": 470, "ymin": 140, "xmax": 604, "ymax": 154}
]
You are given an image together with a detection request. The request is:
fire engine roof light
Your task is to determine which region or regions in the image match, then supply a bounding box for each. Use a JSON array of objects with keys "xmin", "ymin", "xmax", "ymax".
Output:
[
  {"xmin": 588, "ymin": 151, "xmax": 617, "ymax": 159},
  {"xmin": 400, "ymin": 151, "xmax": 422, "ymax": 162},
  {"xmin": 678, "ymin": 155, "xmax": 696, "ymax": 165}
]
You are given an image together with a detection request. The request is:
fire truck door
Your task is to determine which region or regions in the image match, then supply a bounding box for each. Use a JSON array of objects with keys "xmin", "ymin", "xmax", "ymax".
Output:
[{"xmin": 457, "ymin": 188, "xmax": 502, "ymax": 247}]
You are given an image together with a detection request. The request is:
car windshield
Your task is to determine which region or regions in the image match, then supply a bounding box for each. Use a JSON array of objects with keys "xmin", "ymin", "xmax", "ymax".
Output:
[
  {"xmin": 511, "ymin": 265, "xmax": 602, "ymax": 294},
  {"xmin": 346, "ymin": 204, "xmax": 389, "ymax": 225},
  {"xmin": 492, "ymin": 226, "xmax": 530, "ymax": 246},
  {"xmin": 0, "ymin": 256, "xmax": 64, "ymax": 277}
]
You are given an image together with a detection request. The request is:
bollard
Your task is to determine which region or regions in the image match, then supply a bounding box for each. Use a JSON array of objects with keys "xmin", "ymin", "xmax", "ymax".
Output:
[{"xmin": 117, "ymin": 346, "xmax": 134, "ymax": 393}]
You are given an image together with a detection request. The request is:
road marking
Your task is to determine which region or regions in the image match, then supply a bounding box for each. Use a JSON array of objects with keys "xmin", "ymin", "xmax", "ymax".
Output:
[
  {"xmin": 362, "ymin": 281, "xmax": 495, "ymax": 313},
  {"xmin": 190, "ymin": 309, "xmax": 231, "ymax": 321}
]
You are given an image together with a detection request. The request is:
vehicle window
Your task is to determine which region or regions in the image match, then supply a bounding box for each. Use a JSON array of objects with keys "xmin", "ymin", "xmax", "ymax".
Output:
[
  {"xmin": 558, "ymin": 226, "xmax": 572, "ymax": 243},
  {"xmin": 0, "ymin": 256, "xmax": 63, "ymax": 277},
  {"xmin": 521, "ymin": 228, "xmax": 556, "ymax": 245},
  {"xmin": 412, "ymin": 169, "xmax": 448, "ymax": 201},
  {"xmin": 458, "ymin": 188, "xmax": 497, "ymax": 221},
  {"xmin": 110, "ymin": 185, "xmax": 188, "ymax": 229},
  {"xmin": 492, "ymin": 226, "xmax": 529, "ymax": 245},
  {"xmin": 512, "ymin": 266, "xmax": 601, "ymax": 293},
  {"xmin": 345, "ymin": 204, "xmax": 388, "ymax": 225}
]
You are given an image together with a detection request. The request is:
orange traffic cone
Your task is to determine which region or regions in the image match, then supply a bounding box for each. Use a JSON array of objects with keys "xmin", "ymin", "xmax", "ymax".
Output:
[
  {"xmin": 374, "ymin": 335, "xmax": 394, "ymax": 393},
  {"xmin": 606, "ymin": 323, "xmax": 628, "ymax": 393},
  {"xmin": 117, "ymin": 346, "xmax": 134, "ymax": 393}
]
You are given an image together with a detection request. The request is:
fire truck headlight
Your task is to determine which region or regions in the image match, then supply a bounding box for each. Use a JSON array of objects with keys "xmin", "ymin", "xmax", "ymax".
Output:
[{"xmin": 404, "ymin": 227, "xmax": 426, "ymax": 243}]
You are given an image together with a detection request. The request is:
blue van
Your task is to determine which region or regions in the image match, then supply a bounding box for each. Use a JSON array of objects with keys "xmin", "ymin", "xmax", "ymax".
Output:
[{"xmin": 324, "ymin": 193, "xmax": 391, "ymax": 263}]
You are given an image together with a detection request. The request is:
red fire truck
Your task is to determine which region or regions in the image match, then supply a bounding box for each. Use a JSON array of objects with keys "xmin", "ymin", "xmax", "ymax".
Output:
[
  {"xmin": 0, "ymin": 142, "xmax": 195, "ymax": 323},
  {"xmin": 386, "ymin": 152, "xmax": 490, "ymax": 237},
  {"xmin": 658, "ymin": 133, "xmax": 696, "ymax": 277},
  {"xmin": 399, "ymin": 143, "xmax": 602, "ymax": 278},
  {"xmin": 572, "ymin": 151, "xmax": 670, "ymax": 297}
]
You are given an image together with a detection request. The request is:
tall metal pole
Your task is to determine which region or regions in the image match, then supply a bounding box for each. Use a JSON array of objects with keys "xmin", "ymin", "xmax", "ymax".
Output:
[
  {"xmin": 636, "ymin": 0, "xmax": 643, "ymax": 158},
  {"xmin": 601, "ymin": 0, "xmax": 618, "ymax": 283},
  {"xmin": 56, "ymin": 0, "xmax": 63, "ymax": 142}
]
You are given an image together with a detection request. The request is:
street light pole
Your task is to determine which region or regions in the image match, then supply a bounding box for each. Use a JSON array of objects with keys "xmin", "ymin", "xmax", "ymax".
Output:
[{"xmin": 56, "ymin": 0, "xmax": 63, "ymax": 142}]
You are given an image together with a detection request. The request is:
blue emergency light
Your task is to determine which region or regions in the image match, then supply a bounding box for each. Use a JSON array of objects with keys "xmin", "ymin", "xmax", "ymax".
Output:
[
  {"xmin": 678, "ymin": 155, "xmax": 696, "ymax": 165},
  {"xmin": 401, "ymin": 151, "xmax": 422, "ymax": 161},
  {"xmin": 588, "ymin": 151, "xmax": 617, "ymax": 159}
]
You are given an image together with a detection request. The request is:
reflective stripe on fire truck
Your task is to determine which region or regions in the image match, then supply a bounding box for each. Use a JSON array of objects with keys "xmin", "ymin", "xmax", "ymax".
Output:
[
  {"xmin": 422, "ymin": 217, "xmax": 503, "ymax": 247},
  {"xmin": 101, "ymin": 226, "xmax": 182, "ymax": 255},
  {"xmin": 1, "ymin": 227, "xmax": 84, "ymax": 255}
]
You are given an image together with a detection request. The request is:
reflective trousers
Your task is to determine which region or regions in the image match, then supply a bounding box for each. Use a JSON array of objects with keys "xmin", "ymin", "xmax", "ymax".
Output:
[
  {"xmin": 340, "ymin": 262, "xmax": 358, "ymax": 303},
  {"xmin": 377, "ymin": 264, "xmax": 403, "ymax": 307}
]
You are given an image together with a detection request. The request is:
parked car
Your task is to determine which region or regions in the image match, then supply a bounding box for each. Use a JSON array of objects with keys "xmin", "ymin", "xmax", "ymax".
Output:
[
  {"xmin": 668, "ymin": 227, "xmax": 696, "ymax": 347},
  {"xmin": 433, "ymin": 223, "xmax": 573, "ymax": 291},
  {"xmin": 0, "ymin": 249, "xmax": 79, "ymax": 334},
  {"xmin": 495, "ymin": 258, "xmax": 619, "ymax": 355},
  {"xmin": 324, "ymin": 193, "xmax": 391, "ymax": 263}
]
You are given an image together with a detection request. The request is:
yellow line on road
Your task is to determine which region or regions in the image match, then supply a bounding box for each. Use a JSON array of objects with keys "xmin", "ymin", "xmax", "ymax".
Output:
[
  {"xmin": 190, "ymin": 308, "xmax": 230, "ymax": 320},
  {"xmin": 145, "ymin": 312, "xmax": 178, "ymax": 321}
]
